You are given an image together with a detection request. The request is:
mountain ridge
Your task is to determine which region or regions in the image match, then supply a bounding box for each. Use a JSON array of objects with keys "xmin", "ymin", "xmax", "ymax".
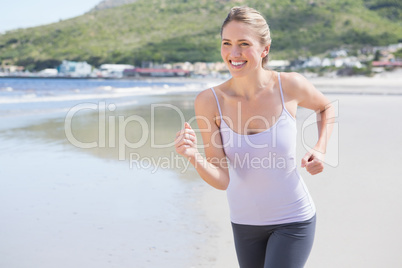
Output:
[
  {"xmin": 91, "ymin": 0, "xmax": 138, "ymax": 11},
  {"xmin": 1, "ymin": 0, "xmax": 401, "ymax": 71}
]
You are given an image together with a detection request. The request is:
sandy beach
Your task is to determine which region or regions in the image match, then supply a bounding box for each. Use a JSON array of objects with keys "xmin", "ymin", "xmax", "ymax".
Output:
[
  {"xmin": 200, "ymin": 74, "xmax": 402, "ymax": 268},
  {"xmin": 1, "ymin": 74, "xmax": 401, "ymax": 267}
]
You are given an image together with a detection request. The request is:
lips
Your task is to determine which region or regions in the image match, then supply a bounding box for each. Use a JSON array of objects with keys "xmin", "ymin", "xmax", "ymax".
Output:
[{"xmin": 230, "ymin": 60, "xmax": 246, "ymax": 68}]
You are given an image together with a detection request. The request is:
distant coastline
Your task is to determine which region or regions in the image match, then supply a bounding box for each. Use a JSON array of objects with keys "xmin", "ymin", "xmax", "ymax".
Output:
[
  {"xmin": 0, "ymin": 75, "xmax": 143, "ymax": 80},
  {"xmin": 1, "ymin": 69, "xmax": 401, "ymax": 97}
]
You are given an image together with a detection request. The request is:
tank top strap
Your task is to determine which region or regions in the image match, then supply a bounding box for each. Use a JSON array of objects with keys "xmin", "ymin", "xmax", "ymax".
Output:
[
  {"xmin": 210, "ymin": 88, "xmax": 223, "ymax": 117},
  {"xmin": 277, "ymin": 72, "xmax": 286, "ymax": 107}
]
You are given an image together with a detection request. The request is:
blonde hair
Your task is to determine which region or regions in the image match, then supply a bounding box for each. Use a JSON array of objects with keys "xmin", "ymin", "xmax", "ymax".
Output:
[{"xmin": 221, "ymin": 6, "xmax": 272, "ymax": 68}]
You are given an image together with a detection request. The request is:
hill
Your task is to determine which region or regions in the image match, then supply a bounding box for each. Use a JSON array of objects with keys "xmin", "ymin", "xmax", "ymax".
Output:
[
  {"xmin": 0, "ymin": 0, "xmax": 401, "ymax": 71},
  {"xmin": 91, "ymin": 0, "xmax": 138, "ymax": 11}
]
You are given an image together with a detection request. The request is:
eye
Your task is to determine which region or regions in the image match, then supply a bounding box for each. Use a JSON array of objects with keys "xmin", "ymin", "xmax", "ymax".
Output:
[
  {"xmin": 240, "ymin": 42, "xmax": 249, "ymax": 46},
  {"xmin": 222, "ymin": 42, "xmax": 231, "ymax": 46}
]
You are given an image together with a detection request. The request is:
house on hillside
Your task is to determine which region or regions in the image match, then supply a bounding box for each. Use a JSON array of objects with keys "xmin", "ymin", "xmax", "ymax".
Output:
[
  {"xmin": 330, "ymin": 49, "xmax": 348, "ymax": 58},
  {"xmin": 192, "ymin": 62, "xmax": 228, "ymax": 76},
  {"xmin": 172, "ymin": 62, "xmax": 194, "ymax": 72},
  {"xmin": 302, "ymin": 57, "xmax": 322, "ymax": 68}
]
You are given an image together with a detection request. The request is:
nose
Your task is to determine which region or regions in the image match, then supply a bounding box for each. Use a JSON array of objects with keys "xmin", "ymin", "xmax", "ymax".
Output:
[{"xmin": 231, "ymin": 45, "xmax": 241, "ymax": 57}]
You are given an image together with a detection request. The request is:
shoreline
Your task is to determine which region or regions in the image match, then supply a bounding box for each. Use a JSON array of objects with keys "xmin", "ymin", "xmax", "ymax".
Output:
[{"xmin": 2, "ymin": 70, "xmax": 401, "ymax": 96}]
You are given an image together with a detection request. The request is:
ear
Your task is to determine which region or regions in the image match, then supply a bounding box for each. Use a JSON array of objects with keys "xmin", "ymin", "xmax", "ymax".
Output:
[{"xmin": 261, "ymin": 45, "xmax": 270, "ymax": 57}]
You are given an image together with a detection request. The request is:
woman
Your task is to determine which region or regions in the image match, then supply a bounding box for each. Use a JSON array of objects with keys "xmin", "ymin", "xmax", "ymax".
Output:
[{"xmin": 175, "ymin": 6, "xmax": 334, "ymax": 268}]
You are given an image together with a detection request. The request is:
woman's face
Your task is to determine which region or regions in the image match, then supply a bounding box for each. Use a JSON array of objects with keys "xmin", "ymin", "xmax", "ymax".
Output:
[{"xmin": 221, "ymin": 21, "xmax": 268, "ymax": 77}]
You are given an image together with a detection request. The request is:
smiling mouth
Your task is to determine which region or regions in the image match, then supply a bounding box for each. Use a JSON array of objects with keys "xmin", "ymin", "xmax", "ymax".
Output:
[{"xmin": 230, "ymin": 60, "xmax": 247, "ymax": 67}]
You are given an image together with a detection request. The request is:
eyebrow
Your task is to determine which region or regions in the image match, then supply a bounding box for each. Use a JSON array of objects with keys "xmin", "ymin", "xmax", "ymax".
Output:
[{"xmin": 222, "ymin": 39, "xmax": 250, "ymax": 42}]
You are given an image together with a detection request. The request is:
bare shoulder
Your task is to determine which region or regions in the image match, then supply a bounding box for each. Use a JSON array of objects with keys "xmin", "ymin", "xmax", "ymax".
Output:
[
  {"xmin": 195, "ymin": 80, "xmax": 229, "ymax": 115},
  {"xmin": 279, "ymin": 72, "xmax": 328, "ymax": 110},
  {"xmin": 194, "ymin": 88, "xmax": 220, "ymax": 124},
  {"xmin": 280, "ymin": 72, "xmax": 314, "ymax": 95},
  {"xmin": 195, "ymin": 88, "xmax": 214, "ymax": 112},
  {"xmin": 195, "ymin": 88, "xmax": 213, "ymax": 104}
]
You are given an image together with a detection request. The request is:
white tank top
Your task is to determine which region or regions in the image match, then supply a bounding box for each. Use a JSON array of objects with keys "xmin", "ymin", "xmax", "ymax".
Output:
[{"xmin": 211, "ymin": 73, "xmax": 316, "ymax": 225}]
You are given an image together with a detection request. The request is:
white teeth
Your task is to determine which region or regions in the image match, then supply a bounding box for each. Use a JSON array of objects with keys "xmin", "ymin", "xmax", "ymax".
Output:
[{"xmin": 231, "ymin": 61, "xmax": 245, "ymax": 66}]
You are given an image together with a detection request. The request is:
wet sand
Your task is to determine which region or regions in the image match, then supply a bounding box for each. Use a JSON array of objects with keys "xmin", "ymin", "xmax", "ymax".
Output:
[{"xmin": 1, "ymin": 74, "xmax": 402, "ymax": 267}]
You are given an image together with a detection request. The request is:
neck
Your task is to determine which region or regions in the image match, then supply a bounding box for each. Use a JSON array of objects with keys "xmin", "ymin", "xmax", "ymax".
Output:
[{"xmin": 229, "ymin": 68, "xmax": 275, "ymax": 99}]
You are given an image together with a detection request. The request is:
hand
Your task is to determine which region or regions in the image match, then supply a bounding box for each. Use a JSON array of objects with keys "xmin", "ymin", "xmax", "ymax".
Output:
[
  {"xmin": 301, "ymin": 150, "xmax": 325, "ymax": 175},
  {"xmin": 175, "ymin": 122, "xmax": 198, "ymax": 160}
]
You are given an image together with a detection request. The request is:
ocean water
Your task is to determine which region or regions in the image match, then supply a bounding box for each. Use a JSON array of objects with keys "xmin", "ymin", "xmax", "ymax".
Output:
[
  {"xmin": 0, "ymin": 77, "xmax": 214, "ymax": 118},
  {"xmin": 0, "ymin": 77, "xmax": 214, "ymax": 170}
]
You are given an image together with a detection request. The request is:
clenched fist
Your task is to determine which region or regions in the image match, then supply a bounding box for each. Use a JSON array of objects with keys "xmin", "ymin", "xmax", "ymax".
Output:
[{"xmin": 175, "ymin": 122, "xmax": 198, "ymax": 160}]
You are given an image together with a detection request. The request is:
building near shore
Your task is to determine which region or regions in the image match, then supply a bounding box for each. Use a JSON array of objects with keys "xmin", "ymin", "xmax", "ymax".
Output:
[
  {"xmin": 99, "ymin": 64, "xmax": 134, "ymax": 78},
  {"xmin": 268, "ymin": 60, "xmax": 290, "ymax": 70},
  {"xmin": 58, "ymin": 60, "xmax": 92, "ymax": 77},
  {"xmin": 372, "ymin": 61, "xmax": 402, "ymax": 68},
  {"xmin": 38, "ymin": 68, "xmax": 58, "ymax": 77},
  {"xmin": 1, "ymin": 59, "xmax": 24, "ymax": 73},
  {"xmin": 123, "ymin": 68, "xmax": 190, "ymax": 77}
]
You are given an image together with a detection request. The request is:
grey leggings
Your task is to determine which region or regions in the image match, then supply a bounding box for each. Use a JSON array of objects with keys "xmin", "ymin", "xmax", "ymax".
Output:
[{"xmin": 231, "ymin": 215, "xmax": 316, "ymax": 268}]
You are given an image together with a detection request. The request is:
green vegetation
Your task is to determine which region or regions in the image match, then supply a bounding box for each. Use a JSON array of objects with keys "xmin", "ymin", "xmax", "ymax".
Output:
[
  {"xmin": 394, "ymin": 49, "xmax": 402, "ymax": 59},
  {"xmin": 363, "ymin": 0, "xmax": 402, "ymax": 22},
  {"xmin": 0, "ymin": 0, "xmax": 401, "ymax": 70}
]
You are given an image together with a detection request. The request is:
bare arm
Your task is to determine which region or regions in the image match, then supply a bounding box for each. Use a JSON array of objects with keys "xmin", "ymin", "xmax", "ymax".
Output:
[
  {"xmin": 283, "ymin": 72, "xmax": 335, "ymax": 175},
  {"xmin": 175, "ymin": 90, "xmax": 230, "ymax": 190}
]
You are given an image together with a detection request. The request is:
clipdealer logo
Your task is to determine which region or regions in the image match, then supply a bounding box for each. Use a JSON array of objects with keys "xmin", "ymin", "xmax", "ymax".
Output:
[
  {"xmin": 129, "ymin": 151, "xmax": 288, "ymax": 173},
  {"xmin": 64, "ymin": 100, "xmax": 339, "ymax": 170},
  {"xmin": 64, "ymin": 102, "xmax": 183, "ymax": 160}
]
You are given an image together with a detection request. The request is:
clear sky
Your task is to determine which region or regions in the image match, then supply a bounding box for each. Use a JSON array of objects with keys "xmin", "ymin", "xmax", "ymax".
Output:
[{"xmin": 0, "ymin": 0, "xmax": 102, "ymax": 33}]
